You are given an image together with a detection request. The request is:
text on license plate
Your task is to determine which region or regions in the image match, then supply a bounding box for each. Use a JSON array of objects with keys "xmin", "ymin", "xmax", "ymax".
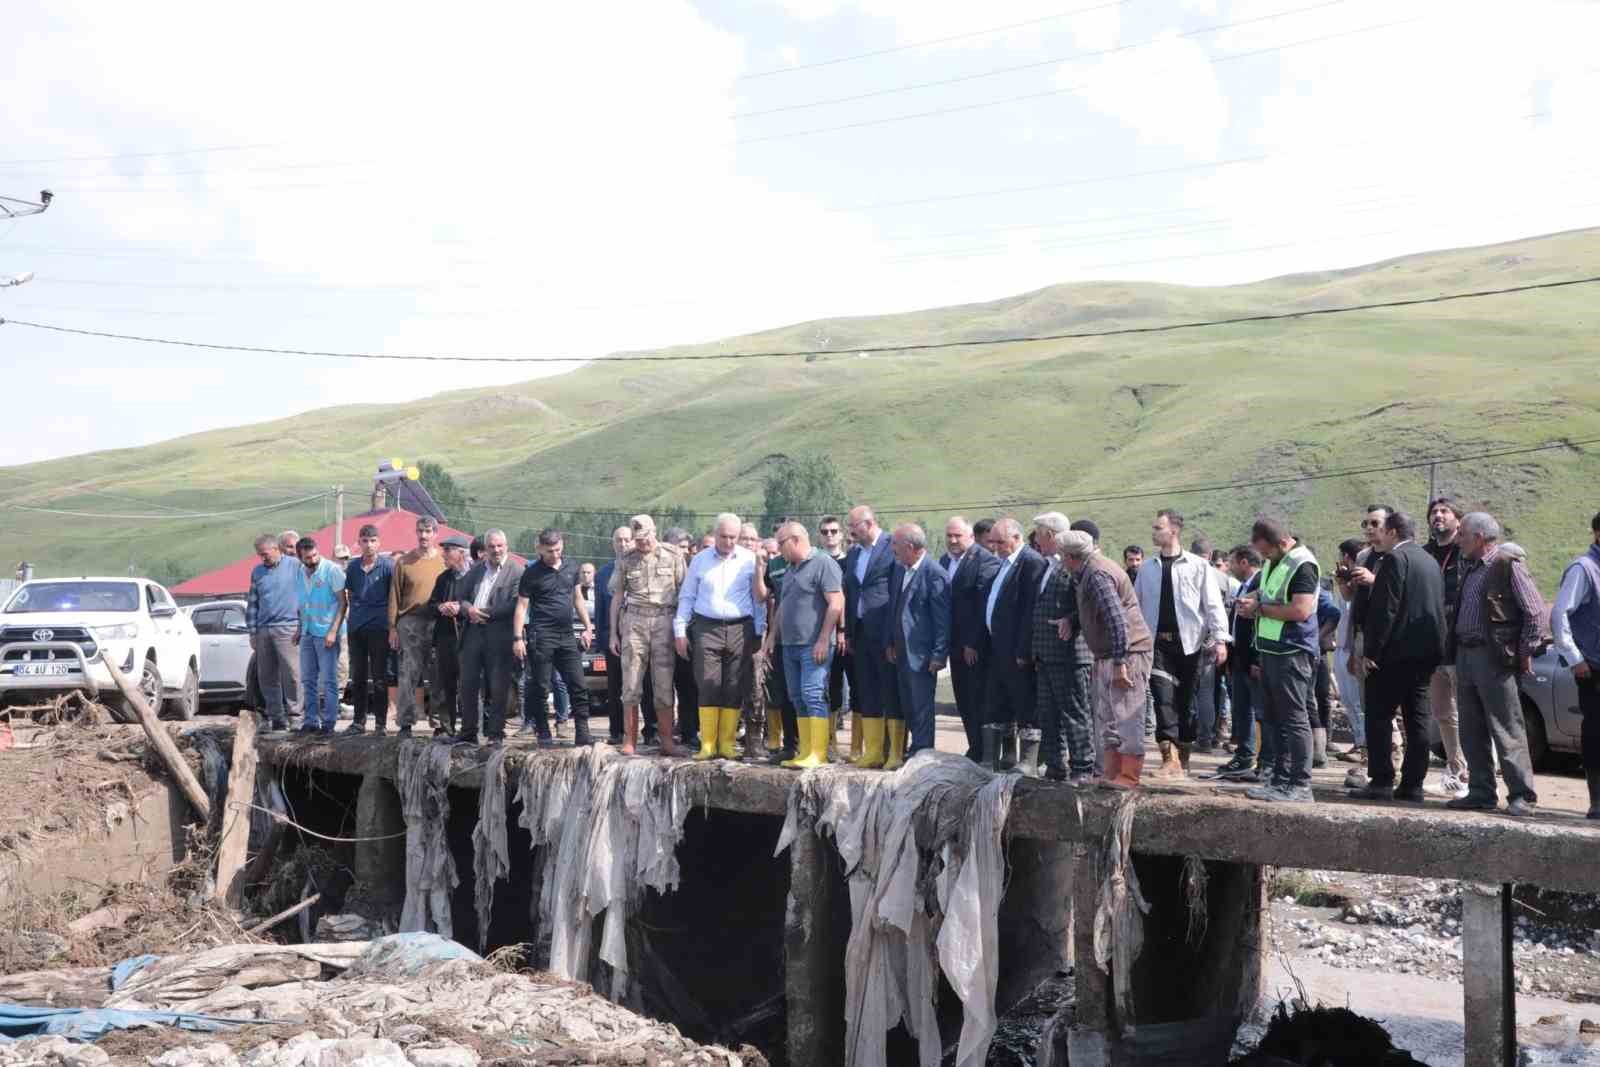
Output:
[{"xmin": 15, "ymin": 663, "xmax": 71, "ymax": 677}]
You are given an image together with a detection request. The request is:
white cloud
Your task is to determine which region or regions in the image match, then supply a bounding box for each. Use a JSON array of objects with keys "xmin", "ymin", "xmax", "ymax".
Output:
[{"xmin": 1067, "ymin": 34, "xmax": 1229, "ymax": 155}]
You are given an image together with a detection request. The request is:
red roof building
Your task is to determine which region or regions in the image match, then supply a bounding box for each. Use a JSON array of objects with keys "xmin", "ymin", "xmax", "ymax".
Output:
[{"xmin": 171, "ymin": 508, "xmax": 489, "ymax": 601}]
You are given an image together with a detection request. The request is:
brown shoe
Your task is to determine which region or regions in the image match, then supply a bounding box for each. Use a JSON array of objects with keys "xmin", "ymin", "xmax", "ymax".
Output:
[
  {"xmin": 1177, "ymin": 742, "xmax": 1192, "ymax": 775},
  {"xmin": 1153, "ymin": 740, "xmax": 1185, "ymax": 780},
  {"xmin": 1105, "ymin": 751, "xmax": 1144, "ymax": 790}
]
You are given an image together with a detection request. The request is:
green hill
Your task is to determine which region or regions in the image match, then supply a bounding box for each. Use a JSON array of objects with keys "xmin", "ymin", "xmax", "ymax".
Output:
[{"xmin": 4, "ymin": 227, "xmax": 1599, "ymax": 588}]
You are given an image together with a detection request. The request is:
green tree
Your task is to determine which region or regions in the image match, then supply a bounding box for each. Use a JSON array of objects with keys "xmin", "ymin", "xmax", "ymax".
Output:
[
  {"xmin": 416, "ymin": 460, "xmax": 474, "ymax": 529},
  {"xmin": 761, "ymin": 453, "xmax": 849, "ymax": 534}
]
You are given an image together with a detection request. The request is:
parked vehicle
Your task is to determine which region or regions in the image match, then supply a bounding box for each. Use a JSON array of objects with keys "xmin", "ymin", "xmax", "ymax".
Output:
[
  {"xmin": 0, "ymin": 578, "xmax": 200, "ymax": 720},
  {"xmin": 1517, "ymin": 639, "xmax": 1583, "ymax": 768},
  {"xmin": 184, "ymin": 598, "xmax": 252, "ymax": 708}
]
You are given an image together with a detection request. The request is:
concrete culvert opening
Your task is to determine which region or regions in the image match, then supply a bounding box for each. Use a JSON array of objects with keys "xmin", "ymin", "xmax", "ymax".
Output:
[{"xmin": 259, "ymin": 765, "xmax": 363, "ymax": 938}]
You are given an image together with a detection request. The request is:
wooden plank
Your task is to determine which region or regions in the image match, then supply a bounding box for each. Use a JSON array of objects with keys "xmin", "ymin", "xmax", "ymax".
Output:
[
  {"xmin": 214, "ymin": 708, "xmax": 259, "ymax": 905},
  {"xmin": 100, "ymin": 651, "xmax": 210, "ymax": 821}
]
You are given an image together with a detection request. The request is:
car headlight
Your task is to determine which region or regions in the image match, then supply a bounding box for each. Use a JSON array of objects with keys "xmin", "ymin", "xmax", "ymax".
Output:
[{"xmin": 93, "ymin": 623, "xmax": 139, "ymax": 641}]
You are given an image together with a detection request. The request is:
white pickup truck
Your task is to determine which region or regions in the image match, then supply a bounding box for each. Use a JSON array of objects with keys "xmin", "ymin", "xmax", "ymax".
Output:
[{"xmin": 0, "ymin": 577, "xmax": 201, "ymax": 721}]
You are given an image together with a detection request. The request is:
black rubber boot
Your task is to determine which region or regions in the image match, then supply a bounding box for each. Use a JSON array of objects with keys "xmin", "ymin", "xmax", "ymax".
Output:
[
  {"xmin": 1017, "ymin": 728, "xmax": 1043, "ymax": 778},
  {"xmin": 999, "ymin": 724, "xmax": 1019, "ymax": 771},
  {"xmin": 981, "ymin": 724, "xmax": 1003, "ymax": 772},
  {"xmin": 1587, "ymin": 767, "xmax": 1600, "ymax": 820}
]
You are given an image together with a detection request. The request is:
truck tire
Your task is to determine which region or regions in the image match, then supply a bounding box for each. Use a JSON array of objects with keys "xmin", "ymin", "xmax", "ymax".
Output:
[
  {"xmin": 105, "ymin": 658, "xmax": 163, "ymax": 722},
  {"xmin": 164, "ymin": 664, "xmax": 199, "ymax": 721},
  {"xmin": 1521, "ymin": 696, "xmax": 1550, "ymax": 771}
]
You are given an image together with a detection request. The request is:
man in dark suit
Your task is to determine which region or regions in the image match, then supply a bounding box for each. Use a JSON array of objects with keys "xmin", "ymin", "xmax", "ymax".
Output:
[
  {"xmin": 982, "ymin": 516, "xmax": 1048, "ymax": 769},
  {"xmin": 422, "ymin": 534, "xmax": 473, "ymax": 736},
  {"xmin": 1352, "ymin": 510, "xmax": 1446, "ymax": 801},
  {"xmin": 940, "ymin": 515, "xmax": 1001, "ymax": 760},
  {"xmin": 842, "ymin": 505, "xmax": 899, "ymax": 768},
  {"xmin": 888, "ymin": 523, "xmax": 952, "ymax": 768},
  {"xmin": 447, "ymin": 529, "xmax": 527, "ymax": 747}
]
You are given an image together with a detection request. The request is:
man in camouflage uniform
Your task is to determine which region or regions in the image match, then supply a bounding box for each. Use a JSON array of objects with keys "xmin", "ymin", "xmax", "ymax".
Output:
[{"xmin": 608, "ymin": 514, "xmax": 687, "ymax": 756}]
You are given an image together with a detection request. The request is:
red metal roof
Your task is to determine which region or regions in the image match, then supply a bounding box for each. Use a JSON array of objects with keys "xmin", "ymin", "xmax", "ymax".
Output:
[{"xmin": 171, "ymin": 508, "xmax": 489, "ymax": 598}]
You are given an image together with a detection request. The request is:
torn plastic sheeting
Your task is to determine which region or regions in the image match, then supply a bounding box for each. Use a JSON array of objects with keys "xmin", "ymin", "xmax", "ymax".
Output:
[
  {"xmin": 397, "ymin": 739, "xmax": 459, "ymax": 938},
  {"xmin": 472, "ymin": 747, "xmax": 510, "ymax": 951},
  {"xmin": 776, "ymin": 749, "xmax": 1017, "ymax": 1067},
  {"xmin": 515, "ymin": 747, "xmax": 692, "ymax": 998},
  {"xmin": 0, "ymin": 1003, "xmax": 245, "ymax": 1042},
  {"xmin": 342, "ymin": 933, "xmax": 482, "ymax": 980},
  {"xmin": 110, "ymin": 955, "xmax": 160, "ymax": 991},
  {"xmin": 1092, "ymin": 795, "xmax": 1149, "ymax": 1032}
]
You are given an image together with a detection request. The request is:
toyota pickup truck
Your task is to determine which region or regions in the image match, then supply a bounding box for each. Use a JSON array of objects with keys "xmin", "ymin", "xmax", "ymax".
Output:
[{"xmin": 0, "ymin": 577, "xmax": 201, "ymax": 720}]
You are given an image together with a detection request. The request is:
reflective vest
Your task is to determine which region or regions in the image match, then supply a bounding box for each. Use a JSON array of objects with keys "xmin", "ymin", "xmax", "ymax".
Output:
[{"xmin": 1255, "ymin": 544, "xmax": 1320, "ymax": 656}]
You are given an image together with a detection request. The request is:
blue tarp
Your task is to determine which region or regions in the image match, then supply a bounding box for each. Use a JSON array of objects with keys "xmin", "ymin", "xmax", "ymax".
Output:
[
  {"xmin": 110, "ymin": 955, "xmax": 160, "ymax": 991},
  {"xmin": 344, "ymin": 932, "xmax": 481, "ymax": 980},
  {"xmin": 0, "ymin": 1003, "xmax": 244, "ymax": 1043}
]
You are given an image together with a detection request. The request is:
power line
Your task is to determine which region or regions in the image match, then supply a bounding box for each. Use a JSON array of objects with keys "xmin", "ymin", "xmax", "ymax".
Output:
[
  {"xmin": 0, "ymin": 143, "xmax": 278, "ymax": 169},
  {"xmin": 5, "ymin": 274, "xmax": 1598, "ymax": 365},
  {"xmin": 7, "ymin": 491, "xmax": 330, "ymax": 521},
  {"xmin": 738, "ymin": 0, "xmax": 1134, "ymax": 80},
  {"xmin": 734, "ymin": 0, "xmax": 1346, "ymax": 119},
  {"xmin": 737, "ymin": 14, "xmax": 1425, "ymax": 144},
  {"xmin": 444, "ymin": 435, "xmax": 1600, "ymax": 520}
]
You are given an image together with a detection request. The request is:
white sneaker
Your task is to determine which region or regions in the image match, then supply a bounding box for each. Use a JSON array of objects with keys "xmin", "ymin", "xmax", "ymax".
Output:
[{"xmin": 1427, "ymin": 772, "xmax": 1470, "ymax": 798}]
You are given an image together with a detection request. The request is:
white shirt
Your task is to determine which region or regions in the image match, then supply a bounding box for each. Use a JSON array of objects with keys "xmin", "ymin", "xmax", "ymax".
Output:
[
  {"xmin": 853, "ymin": 532, "xmax": 879, "ymax": 618},
  {"xmin": 901, "ymin": 555, "xmax": 923, "ymax": 590},
  {"xmin": 674, "ymin": 545, "xmax": 757, "ymax": 638},
  {"xmin": 944, "ymin": 548, "xmax": 967, "ymax": 581},
  {"xmin": 1132, "ymin": 550, "xmax": 1229, "ymax": 654},
  {"xmin": 1038, "ymin": 557, "xmax": 1057, "ymax": 593},
  {"xmin": 1551, "ymin": 556, "xmax": 1598, "ymax": 667},
  {"xmin": 472, "ymin": 560, "xmax": 502, "ymax": 611},
  {"xmin": 985, "ymin": 553, "xmax": 1016, "ymax": 632}
]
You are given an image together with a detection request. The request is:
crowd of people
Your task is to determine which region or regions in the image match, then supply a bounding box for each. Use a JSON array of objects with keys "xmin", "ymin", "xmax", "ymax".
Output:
[{"xmin": 242, "ymin": 500, "xmax": 1600, "ymax": 817}]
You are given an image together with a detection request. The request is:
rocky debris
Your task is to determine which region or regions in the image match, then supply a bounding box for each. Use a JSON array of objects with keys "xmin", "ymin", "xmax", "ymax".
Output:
[{"xmin": 1267, "ymin": 870, "xmax": 1600, "ymax": 1001}]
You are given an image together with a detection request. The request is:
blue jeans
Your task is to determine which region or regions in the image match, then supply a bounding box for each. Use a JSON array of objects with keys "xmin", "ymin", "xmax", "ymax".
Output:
[
  {"xmin": 299, "ymin": 635, "xmax": 340, "ymax": 729},
  {"xmin": 553, "ymin": 669, "xmax": 570, "ymax": 723},
  {"xmin": 782, "ymin": 644, "xmax": 832, "ymax": 719},
  {"xmin": 1230, "ymin": 667, "xmax": 1263, "ymax": 762}
]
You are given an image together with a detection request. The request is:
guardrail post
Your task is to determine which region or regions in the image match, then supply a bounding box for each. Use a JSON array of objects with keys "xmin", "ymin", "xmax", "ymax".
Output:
[{"xmin": 1462, "ymin": 882, "xmax": 1516, "ymax": 1067}]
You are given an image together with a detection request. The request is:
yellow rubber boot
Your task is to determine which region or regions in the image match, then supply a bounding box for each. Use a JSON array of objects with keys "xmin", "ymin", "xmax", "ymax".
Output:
[
  {"xmin": 850, "ymin": 712, "xmax": 863, "ymax": 759},
  {"xmin": 853, "ymin": 717, "xmax": 886, "ymax": 769},
  {"xmin": 766, "ymin": 708, "xmax": 784, "ymax": 752},
  {"xmin": 826, "ymin": 712, "xmax": 839, "ymax": 762},
  {"xmin": 694, "ymin": 706, "xmax": 721, "ymax": 761},
  {"xmin": 781, "ymin": 717, "xmax": 812, "ymax": 768},
  {"xmin": 883, "ymin": 719, "xmax": 908, "ymax": 771},
  {"xmin": 717, "ymin": 703, "xmax": 741, "ymax": 759},
  {"xmin": 786, "ymin": 718, "xmax": 828, "ymax": 770}
]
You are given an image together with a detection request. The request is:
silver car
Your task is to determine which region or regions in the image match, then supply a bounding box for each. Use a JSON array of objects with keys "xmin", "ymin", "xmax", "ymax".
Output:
[{"xmin": 1517, "ymin": 640, "xmax": 1584, "ymax": 768}]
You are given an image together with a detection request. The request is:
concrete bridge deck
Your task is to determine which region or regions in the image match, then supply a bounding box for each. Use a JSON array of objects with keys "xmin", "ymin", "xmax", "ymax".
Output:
[{"xmin": 233, "ymin": 721, "xmax": 1598, "ymax": 1067}]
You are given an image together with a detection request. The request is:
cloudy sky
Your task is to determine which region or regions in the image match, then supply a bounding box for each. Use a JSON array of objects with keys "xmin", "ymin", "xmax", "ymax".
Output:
[{"xmin": 1, "ymin": 0, "xmax": 1595, "ymax": 465}]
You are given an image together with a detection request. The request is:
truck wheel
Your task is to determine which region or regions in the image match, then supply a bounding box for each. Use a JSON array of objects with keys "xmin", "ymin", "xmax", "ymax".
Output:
[
  {"xmin": 1521, "ymin": 697, "xmax": 1549, "ymax": 771},
  {"xmin": 164, "ymin": 664, "xmax": 199, "ymax": 721},
  {"xmin": 105, "ymin": 659, "xmax": 163, "ymax": 722}
]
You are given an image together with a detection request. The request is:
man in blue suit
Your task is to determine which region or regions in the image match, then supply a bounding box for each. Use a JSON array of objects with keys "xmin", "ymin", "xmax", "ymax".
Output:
[
  {"xmin": 941, "ymin": 516, "xmax": 1001, "ymax": 760},
  {"xmin": 843, "ymin": 505, "xmax": 899, "ymax": 768},
  {"xmin": 889, "ymin": 523, "xmax": 951, "ymax": 768},
  {"xmin": 983, "ymin": 517, "xmax": 1049, "ymax": 769}
]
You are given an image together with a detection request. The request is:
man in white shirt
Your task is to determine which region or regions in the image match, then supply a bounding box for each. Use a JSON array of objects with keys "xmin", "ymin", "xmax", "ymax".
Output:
[
  {"xmin": 1551, "ymin": 510, "xmax": 1600, "ymax": 819},
  {"xmin": 1133, "ymin": 509, "xmax": 1230, "ymax": 779},
  {"xmin": 675, "ymin": 513, "xmax": 760, "ymax": 760}
]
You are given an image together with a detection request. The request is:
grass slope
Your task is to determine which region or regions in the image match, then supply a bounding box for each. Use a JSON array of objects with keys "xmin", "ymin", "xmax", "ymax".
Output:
[{"xmin": 3, "ymin": 228, "xmax": 1598, "ymax": 587}]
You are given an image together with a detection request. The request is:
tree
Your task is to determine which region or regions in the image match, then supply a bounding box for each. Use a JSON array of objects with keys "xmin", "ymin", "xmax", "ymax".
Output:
[
  {"xmin": 416, "ymin": 460, "xmax": 474, "ymax": 530},
  {"xmin": 761, "ymin": 453, "xmax": 849, "ymax": 534}
]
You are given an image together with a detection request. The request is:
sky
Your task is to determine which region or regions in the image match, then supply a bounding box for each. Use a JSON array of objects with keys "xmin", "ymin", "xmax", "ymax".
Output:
[{"xmin": 0, "ymin": 0, "xmax": 1596, "ymax": 466}]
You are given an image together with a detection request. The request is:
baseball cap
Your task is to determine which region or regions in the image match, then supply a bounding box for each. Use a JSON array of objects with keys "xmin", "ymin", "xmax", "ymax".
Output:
[{"xmin": 439, "ymin": 534, "xmax": 470, "ymax": 549}]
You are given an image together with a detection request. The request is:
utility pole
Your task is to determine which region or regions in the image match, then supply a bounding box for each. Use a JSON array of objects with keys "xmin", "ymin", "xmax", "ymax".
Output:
[
  {"xmin": 1427, "ymin": 462, "xmax": 1437, "ymax": 515},
  {"xmin": 334, "ymin": 485, "xmax": 345, "ymax": 545}
]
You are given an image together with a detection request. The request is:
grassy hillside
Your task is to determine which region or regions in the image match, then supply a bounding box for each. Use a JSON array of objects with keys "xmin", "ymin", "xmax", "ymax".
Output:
[{"xmin": 3, "ymin": 227, "xmax": 1598, "ymax": 588}]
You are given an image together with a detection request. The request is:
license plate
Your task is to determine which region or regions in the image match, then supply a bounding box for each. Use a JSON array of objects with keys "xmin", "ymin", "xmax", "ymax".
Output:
[
  {"xmin": 590, "ymin": 658, "xmax": 606, "ymax": 673},
  {"xmin": 16, "ymin": 663, "xmax": 71, "ymax": 677}
]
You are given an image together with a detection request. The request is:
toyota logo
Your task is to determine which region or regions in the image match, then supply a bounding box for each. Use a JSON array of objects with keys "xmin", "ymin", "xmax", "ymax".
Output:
[{"xmin": 32, "ymin": 629, "xmax": 53, "ymax": 643}]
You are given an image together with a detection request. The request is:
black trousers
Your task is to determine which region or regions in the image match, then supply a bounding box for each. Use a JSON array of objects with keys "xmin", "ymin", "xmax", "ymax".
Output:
[
  {"xmin": 459, "ymin": 628, "xmax": 516, "ymax": 741},
  {"xmin": 1151, "ymin": 637, "xmax": 1202, "ymax": 745},
  {"xmin": 1364, "ymin": 659, "xmax": 1435, "ymax": 791},
  {"xmin": 986, "ymin": 656, "xmax": 1037, "ymax": 728},
  {"xmin": 951, "ymin": 653, "xmax": 988, "ymax": 755},
  {"xmin": 828, "ymin": 648, "xmax": 850, "ymax": 714},
  {"xmin": 526, "ymin": 636, "xmax": 591, "ymax": 741},
  {"xmin": 433, "ymin": 637, "xmax": 461, "ymax": 734},
  {"xmin": 604, "ymin": 649, "xmax": 624, "ymax": 740},
  {"xmin": 349, "ymin": 627, "xmax": 390, "ymax": 727},
  {"xmin": 1579, "ymin": 672, "xmax": 1600, "ymax": 770},
  {"xmin": 1312, "ymin": 654, "xmax": 1333, "ymax": 730}
]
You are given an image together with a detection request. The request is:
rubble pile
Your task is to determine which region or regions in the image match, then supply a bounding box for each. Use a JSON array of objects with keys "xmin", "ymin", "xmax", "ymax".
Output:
[{"xmin": 1268, "ymin": 871, "xmax": 1600, "ymax": 998}]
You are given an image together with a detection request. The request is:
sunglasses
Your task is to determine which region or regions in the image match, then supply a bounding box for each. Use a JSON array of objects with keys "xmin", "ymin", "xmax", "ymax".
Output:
[
  {"xmin": 1361, "ymin": 519, "xmax": 1382, "ymax": 529},
  {"xmin": 820, "ymin": 528, "xmax": 840, "ymax": 535}
]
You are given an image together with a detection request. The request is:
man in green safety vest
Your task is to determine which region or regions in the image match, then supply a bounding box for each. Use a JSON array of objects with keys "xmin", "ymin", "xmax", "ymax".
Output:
[{"xmin": 1235, "ymin": 517, "xmax": 1321, "ymax": 803}]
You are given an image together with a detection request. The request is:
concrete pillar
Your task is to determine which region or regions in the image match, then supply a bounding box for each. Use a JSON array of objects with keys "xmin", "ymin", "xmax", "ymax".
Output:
[
  {"xmin": 1066, "ymin": 842, "xmax": 1111, "ymax": 1067},
  {"xmin": 1462, "ymin": 882, "xmax": 1516, "ymax": 1067},
  {"xmin": 996, "ymin": 838, "xmax": 1074, "ymax": 1012},
  {"xmin": 785, "ymin": 829, "xmax": 844, "ymax": 1067},
  {"xmin": 353, "ymin": 772, "xmax": 407, "ymax": 916}
]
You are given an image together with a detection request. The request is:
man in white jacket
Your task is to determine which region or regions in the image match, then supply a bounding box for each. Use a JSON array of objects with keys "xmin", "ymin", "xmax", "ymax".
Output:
[{"xmin": 1134, "ymin": 509, "xmax": 1230, "ymax": 779}]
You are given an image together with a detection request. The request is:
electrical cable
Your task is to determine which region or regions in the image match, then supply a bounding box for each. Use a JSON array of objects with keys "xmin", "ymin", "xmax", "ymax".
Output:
[
  {"xmin": 738, "ymin": 0, "xmax": 1135, "ymax": 80},
  {"xmin": 7, "ymin": 491, "xmax": 331, "ymax": 521},
  {"xmin": 0, "ymin": 144, "xmax": 278, "ymax": 169},
  {"xmin": 734, "ymin": 0, "xmax": 1347, "ymax": 119},
  {"xmin": 4, "ymin": 274, "xmax": 1597, "ymax": 365},
  {"xmin": 737, "ymin": 14, "xmax": 1426, "ymax": 144}
]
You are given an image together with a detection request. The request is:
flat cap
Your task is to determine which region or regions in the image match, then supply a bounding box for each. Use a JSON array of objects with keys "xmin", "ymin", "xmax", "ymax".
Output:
[
  {"xmin": 439, "ymin": 534, "xmax": 470, "ymax": 549},
  {"xmin": 1058, "ymin": 531, "xmax": 1095, "ymax": 556}
]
